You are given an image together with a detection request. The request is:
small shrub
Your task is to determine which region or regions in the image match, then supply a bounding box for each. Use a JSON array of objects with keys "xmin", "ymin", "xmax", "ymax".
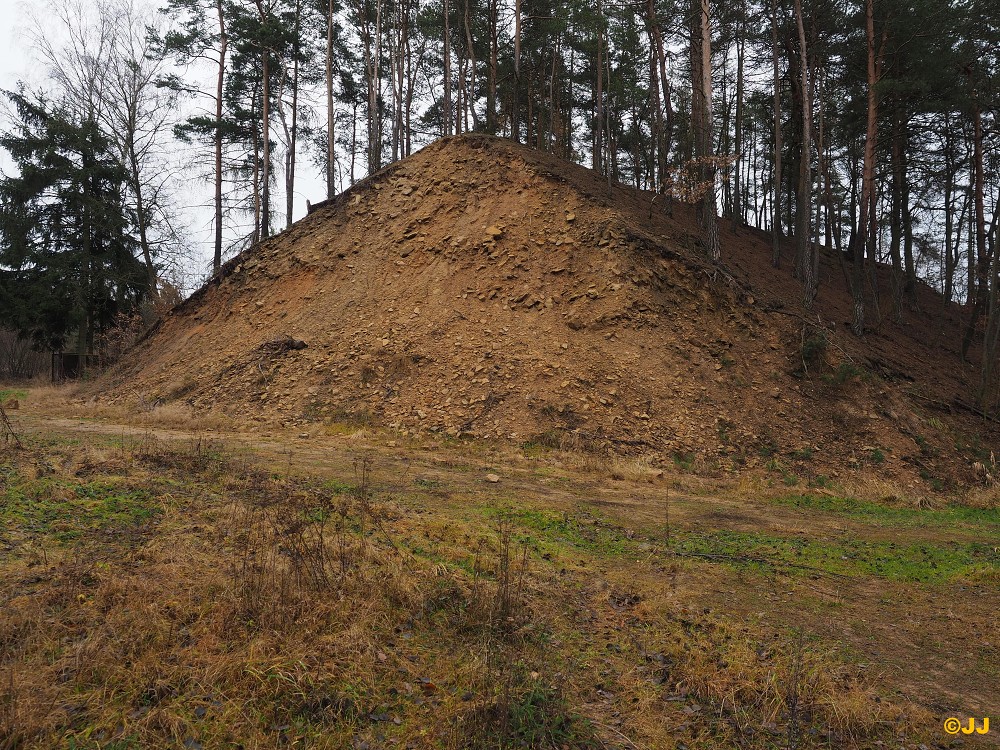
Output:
[
  {"xmin": 0, "ymin": 328, "xmax": 47, "ymax": 379},
  {"xmin": 672, "ymin": 452, "xmax": 695, "ymax": 471},
  {"xmin": 929, "ymin": 477, "xmax": 945, "ymax": 492},
  {"xmin": 458, "ymin": 679, "xmax": 600, "ymax": 750},
  {"xmin": 808, "ymin": 474, "xmax": 833, "ymax": 489},
  {"xmin": 757, "ymin": 438, "xmax": 778, "ymax": 459},
  {"xmin": 801, "ymin": 330, "xmax": 828, "ymax": 370},
  {"xmin": 717, "ymin": 419, "xmax": 733, "ymax": 445},
  {"xmin": 824, "ymin": 362, "xmax": 862, "ymax": 386},
  {"xmin": 523, "ymin": 430, "xmax": 563, "ymax": 451}
]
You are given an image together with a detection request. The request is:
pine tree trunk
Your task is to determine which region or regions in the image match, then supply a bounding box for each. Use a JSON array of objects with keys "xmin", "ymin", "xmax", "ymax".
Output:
[
  {"xmin": 487, "ymin": 0, "xmax": 497, "ymax": 133},
  {"xmin": 962, "ymin": 85, "xmax": 989, "ymax": 360},
  {"xmin": 463, "ymin": 0, "xmax": 478, "ymax": 131},
  {"xmin": 261, "ymin": 52, "xmax": 271, "ymax": 239},
  {"xmin": 512, "ymin": 0, "xmax": 520, "ymax": 141},
  {"xmin": 645, "ymin": 0, "xmax": 669, "ymax": 191},
  {"xmin": 326, "ymin": 0, "xmax": 335, "ymax": 198},
  {"xmin": 594, "ymin": 0, "xmax": 604, "ymax": 173},
  {"xmin": 889, "ymin": 112, "xmax": 904, "ymax": 321},
  {"xmin": 944, "ymin": 117, "xmax": 955, "ymax": 305},
  {"xmin": 214, "ymin": 0, "xmax": 227, "ymax": 271},
  {"xmin": 854, "ymin": 0, "xmax": 881, "ymax": 336},
  {"xmin": 770, "ymin": 0, "xmax": 782, "ymax": 268},
  {"xmin": 251, "ymin": 98, "xmax": 261, "ymax": 244},
  {"xmin": 371, "ymin": 0, "xmax": 383, "ymax": 170},
  {"xmin": 731, "ymin": 9, "xmax": 745, "ymax": 234},
  {"xmin": 793, "ymin": 0, "xmax": 814, "ymax": 305},
  {"xmin": 699, "ymin": 0, "xmax": 719, "ymax": 260},
  {"xmin": 443, "ymin": 0, "xmax": 452, "ymax": 136},
  {"xmin": 285, "ymin": 0, "xmax": 300, "ymax": 231}
]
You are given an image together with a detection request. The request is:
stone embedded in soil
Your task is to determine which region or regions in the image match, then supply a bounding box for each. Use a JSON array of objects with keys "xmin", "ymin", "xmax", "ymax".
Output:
[{"xmin": 94, "ymin": 134, "xmax": 990, "ymax": 488}]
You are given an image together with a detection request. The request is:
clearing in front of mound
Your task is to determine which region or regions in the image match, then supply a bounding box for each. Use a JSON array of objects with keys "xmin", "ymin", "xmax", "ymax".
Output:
[{"xmin": 5, "ymin": 414, "xmax": 998, "ymax": 748}]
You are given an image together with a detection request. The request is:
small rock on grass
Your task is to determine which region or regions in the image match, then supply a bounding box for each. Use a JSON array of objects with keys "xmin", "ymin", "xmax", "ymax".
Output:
[{"xmin": 485, "ymin": 473, "xmax": 500, "ymax": 483}]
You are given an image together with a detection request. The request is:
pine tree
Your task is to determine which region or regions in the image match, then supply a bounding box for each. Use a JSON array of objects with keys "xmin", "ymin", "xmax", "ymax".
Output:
[
  {"xmin": 158, "ymin": 0, "xmax": 231, "ymax": 271},
  {"xmin": 0, "ymin": 90, "xmax": 147, "ymax": 351}
]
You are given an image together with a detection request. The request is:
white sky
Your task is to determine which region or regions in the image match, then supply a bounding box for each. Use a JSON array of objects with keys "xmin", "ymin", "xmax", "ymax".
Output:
[
  {"xmin": 0, "ymin": 0, "xmax": 40, "ymax": 176},
  {"xmin": 0, "ymin": 0, "xmax": 330, "ymax": 289},
  {"xmin": 0, "ymin": 1, "xmax": 28, "ymax": 88}
]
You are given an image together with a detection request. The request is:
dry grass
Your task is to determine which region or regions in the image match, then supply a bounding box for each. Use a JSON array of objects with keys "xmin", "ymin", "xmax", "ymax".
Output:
[
  {"xmin": 838, "ymin": 475, "xmax": 926, "ymax": 508},
  {"xmin": 959, "ymin": 483, "xmax": 1000, "ymax": 509},
  {"xmin": 16, "ymin": 382, "xmax": 79, "ymax": 410},
  {"xmin": 5, "ymin": 382, "xmax": 235, "ymax": 434},
  {"xmin": 80, "ymin": 399, "xmax": 236, "ymax": 433},
  {"xmin": 0, "ymin": 433, "xmax": 943, "ymax": 749}
]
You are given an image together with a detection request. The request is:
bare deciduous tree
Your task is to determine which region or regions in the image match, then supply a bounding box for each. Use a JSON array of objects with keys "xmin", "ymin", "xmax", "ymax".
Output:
[{"xmin": 30, "ymin": 0, "xmax": 189, "ymax": 298}]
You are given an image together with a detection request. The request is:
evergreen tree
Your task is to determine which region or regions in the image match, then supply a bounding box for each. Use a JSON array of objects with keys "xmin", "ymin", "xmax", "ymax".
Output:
[{"xmin": 0, "ymin": 90, "xmax": 147, "ymax": 351}]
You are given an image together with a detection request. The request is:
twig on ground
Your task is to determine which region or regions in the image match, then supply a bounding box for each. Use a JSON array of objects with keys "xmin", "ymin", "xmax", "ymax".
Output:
[
  {"xmin": 669, "ymin": 549, "xmax": 851, "ymax": 580},
  {"xmin": 0, "ymin": 402, "xmax": 23, "ymax": 449}
]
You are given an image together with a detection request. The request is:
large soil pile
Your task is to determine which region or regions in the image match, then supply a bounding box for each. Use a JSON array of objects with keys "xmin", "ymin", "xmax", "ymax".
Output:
[{"xmin": 99, "ymin": 134, "xmax": 996, "ymax": 487}]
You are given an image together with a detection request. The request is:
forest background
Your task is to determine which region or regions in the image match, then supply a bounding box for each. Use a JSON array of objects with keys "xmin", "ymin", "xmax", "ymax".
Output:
[{"xmin": 0, "ymin": 0, "xmax": 998, "ymax": 404}]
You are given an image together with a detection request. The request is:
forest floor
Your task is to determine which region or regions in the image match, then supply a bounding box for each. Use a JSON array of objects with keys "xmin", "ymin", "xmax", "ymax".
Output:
[{"xmin": 1, "ymin": 388, "xmax": 996, "ymax": 749}]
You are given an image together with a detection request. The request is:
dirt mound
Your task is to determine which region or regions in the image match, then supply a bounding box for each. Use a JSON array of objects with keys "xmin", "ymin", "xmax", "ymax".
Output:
[{"xmin": 98, "ymin": 134, "xmax": 996, "ymax": 488}]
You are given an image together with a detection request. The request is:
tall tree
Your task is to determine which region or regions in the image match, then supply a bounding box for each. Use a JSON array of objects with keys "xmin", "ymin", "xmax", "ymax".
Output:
[
  {"xmin": 690, "ymin": 0, "xmax": 719, "ymax": 259},
  {"xmin": 769, "ymin": 0, "xmax": 784, "ymax": 267},
  {"xmin": 34, "ymin": 0, "xmax": 184, "ymax": 292},
  {"xmin": 159, "ymin": 0, "xmax": 230, "ymax": 271},
  {"xmin": 0, "ymin": 91, "xmax": 147, "ymax": 351},
  {"xmin": 792, "ymin": 0, "xmax": 817, "ymax": 305},
  {"xmin": 851, "ymin": 0, "xmax": 884, "ymax": 335}
]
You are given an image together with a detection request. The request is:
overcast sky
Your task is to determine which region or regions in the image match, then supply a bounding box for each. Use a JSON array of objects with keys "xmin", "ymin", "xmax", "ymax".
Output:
[
  {"xmin": 0, "ymin": 0, "xmax": 331, "ymax": 289},
  {"xmin": 0, "ymin": 0, "xmax": 40, "ymax": 234},
  {"xmin": 0, "ymin": 1, "xmax": 27, "ymax": 88}
]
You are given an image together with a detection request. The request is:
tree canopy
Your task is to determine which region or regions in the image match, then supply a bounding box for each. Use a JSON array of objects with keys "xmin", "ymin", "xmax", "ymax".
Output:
[{"xmin": 0, "ymin": 90, "xmax": 148, "ymax": 351}]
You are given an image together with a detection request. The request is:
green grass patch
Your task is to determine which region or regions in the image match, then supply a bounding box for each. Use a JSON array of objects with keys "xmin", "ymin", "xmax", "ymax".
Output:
[
  {"xmin": 413, "ymin": 477, "xmax": 444, "ymax": 489},
  {"xmin": 481, "ymin": 500, "xmax": 998, "ymax": 584},
  {"xmin": 492, "ymin": 508, "xmax": 633, "ymax": 557},
  {"xmin": 772, "ymin": 493, "xmax": 1000, "ymax": 529},
  {"xmin": 2, "ymin": 474, "xmax": 162, "ymax": 543},
  {"xmin": 0, "ymin": 387, "xmax": 28, "ymax": 402},
  {"xmin": 671, "ymin": 529, "xmax": 999, "ymax": 583},
  {"xmin": 320, "ymin": 478, "xmax": 356, "ymax": 494},
  {"xmin": 672, "ymin": 452, "xmax": 695, "ymax": 471},
  {"xmin": 498, "ymin": 684, "xmax": 600, "ymax": 749}
]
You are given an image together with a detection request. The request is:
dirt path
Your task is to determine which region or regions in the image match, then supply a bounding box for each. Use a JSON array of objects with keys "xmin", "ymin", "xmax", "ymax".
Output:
[{"xmin": 17, "ymin": 413, "xmax": 990, "ymax": 546}]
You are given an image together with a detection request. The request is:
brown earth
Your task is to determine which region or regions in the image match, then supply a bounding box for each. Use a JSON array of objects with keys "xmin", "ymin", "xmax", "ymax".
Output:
[{"xmin": 96, "ymin": 133, "xmax": 997, "ymax": 490}]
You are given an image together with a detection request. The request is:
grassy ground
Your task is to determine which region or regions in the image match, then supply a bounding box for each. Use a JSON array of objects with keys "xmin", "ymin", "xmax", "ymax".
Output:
[{"xmin": 1, "ymin": 389, "xmax": 997, "ymax": 749}]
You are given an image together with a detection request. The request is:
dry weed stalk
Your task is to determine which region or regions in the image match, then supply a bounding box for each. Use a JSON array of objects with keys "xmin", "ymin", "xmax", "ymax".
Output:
[
  {"xmin": 0, "ymin": 668, "xmax": 21, "ymax": 750},
  {"xmin": 454, "ymin": 511, "xmax": 541, "ymax": 749},
  {"xmin": 0, "ymin": 403, "xmax": 21, "ymax": 450},
  {"xmin": 226, "ymin": 451, "xmax": 409, "ymax": 630}
]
